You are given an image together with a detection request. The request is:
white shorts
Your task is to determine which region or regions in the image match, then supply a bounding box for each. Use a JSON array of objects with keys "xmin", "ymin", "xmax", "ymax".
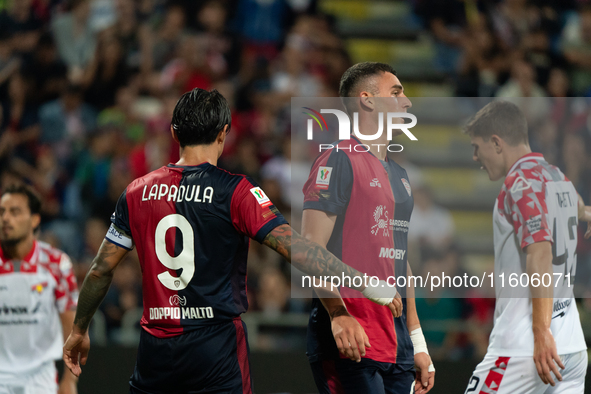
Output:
[
  {"xmin": 465, "ymin": 351, "xmax": 587, "ymax": 394},
  {"xmin": 0, "ymin": 362, "xmax": 58, "ymax": 394}
]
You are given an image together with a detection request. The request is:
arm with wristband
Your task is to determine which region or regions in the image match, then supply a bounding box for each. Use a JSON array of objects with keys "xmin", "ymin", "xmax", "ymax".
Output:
[{"xmin": 406, "ymin": 262, "xmax": 435, "ymax": 394}]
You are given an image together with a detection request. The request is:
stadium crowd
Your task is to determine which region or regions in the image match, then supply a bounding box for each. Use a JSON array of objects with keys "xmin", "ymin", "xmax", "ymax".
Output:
[{"xmin": 0, "ymin": 0, "xmax": 589, "ymax": 361}]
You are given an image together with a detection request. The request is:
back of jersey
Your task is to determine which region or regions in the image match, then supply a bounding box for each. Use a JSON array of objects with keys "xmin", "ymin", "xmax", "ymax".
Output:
[
  {"xmin": 489, "ymin": 153, "xmax": 586, "ymax": 356},
  {"xmin": 543, "ymin": 166, "xmax": 585, "ymax": 354},
  {"xmin": 106, "ymin": 163, "xmax": 287, "ymax": 338}
]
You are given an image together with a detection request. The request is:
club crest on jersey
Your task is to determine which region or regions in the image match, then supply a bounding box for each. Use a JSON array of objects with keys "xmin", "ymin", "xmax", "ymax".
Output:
[
  {"xmin": 250, "ymin": 187, "xmax": 272, "ymax": 207},
  {"xmin": 31, "ymin": 281, "xmax": 48, "ymax": 294},
  {"xmin": 370, "ymin": 178, "xmax": 381, "ymax": 188},
  {"xmin": 401, "ymin": 178, "xmax": 411, "ymax": 196},
  {"xmin": 371, "ymin": 205, "xmax": 390, "ymax": 236},
  {"xmin": 511, "ymin": 176, "xmax": 532, "ymax": 193},
  {"xmin": 316, "ymin": 166, "xmax": 332, "ymax": 189},
  {"xmin": 169, "ymin": 295, "xmax": 187, "ymax": 306}
]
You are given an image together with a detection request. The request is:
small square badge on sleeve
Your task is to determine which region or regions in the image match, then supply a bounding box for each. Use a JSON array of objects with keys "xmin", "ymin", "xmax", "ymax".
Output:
[
  {"xmin": 316, "ymin": 166, "xmax": 332, "ymax": 189},
  {"xmin": 250, "ymin": 187, "xmax": 272, "ymax": 207}
]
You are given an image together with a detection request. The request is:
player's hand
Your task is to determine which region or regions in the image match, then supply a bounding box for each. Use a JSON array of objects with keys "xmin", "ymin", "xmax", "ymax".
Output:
[
  {"xmin": 63, "ymin": 330, "xmax": 91, "ymax": 377},
  {"xmin": 331, "ymin": 313, "xmax": 370, "ymax": 362},
  {"xmin": 585, "ymin": 222, "xmax": 591, "ymax": 240},
  {"xmin": 533, "ymin": 328, "xmax": 564, "ymax": 386},
  {"xmin": 414, "ymin": 352, "xmax": 435, "ymax": 393},
  {"xmin": 387, "ymin": 293, "xmax": 403, "ymax": 318}
]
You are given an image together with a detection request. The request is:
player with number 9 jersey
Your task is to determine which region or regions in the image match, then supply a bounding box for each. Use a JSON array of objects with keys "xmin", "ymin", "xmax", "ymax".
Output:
[
  {"xmin": 107, "ymin": 163, "xmax": 286, "ymax": 337},
  {"xmin": 63, "ymin": 88, "xmax": 394, "ymax": 394},
  {"xmin": 107, "ymin": 162, "xmax": 287, "ymax": 393}
]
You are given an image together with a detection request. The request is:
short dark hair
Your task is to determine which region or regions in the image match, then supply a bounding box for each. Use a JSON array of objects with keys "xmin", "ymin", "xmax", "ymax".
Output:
[
  {"xmin": 463, "ymin": 100, "xmax": 528, "ymax": 146},
  {"xmin": 2, "ymin": 184, "xmax": 42, "ymax": 215},
  {"xmin": 171, "ymin": 88, "xmax": 232, "ymax": 147},
  {"xmin": 339, "ymin": 62, "xmax": 397, "ymax": 98}
]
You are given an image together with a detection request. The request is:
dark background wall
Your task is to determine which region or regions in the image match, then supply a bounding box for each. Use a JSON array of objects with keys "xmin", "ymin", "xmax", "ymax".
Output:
[{"xmin": 58, "ymin": 347, "xmax": 590, "ymax": 393}]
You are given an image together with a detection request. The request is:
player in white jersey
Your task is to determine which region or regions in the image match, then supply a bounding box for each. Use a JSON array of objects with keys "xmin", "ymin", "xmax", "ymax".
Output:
[
  {"xmin": 462, "ymin": 101, "xmax": 589, "ymax": 394},
  {"xmin": 0, "ymin": 185, "xmax": 79, "ymax": 394}
]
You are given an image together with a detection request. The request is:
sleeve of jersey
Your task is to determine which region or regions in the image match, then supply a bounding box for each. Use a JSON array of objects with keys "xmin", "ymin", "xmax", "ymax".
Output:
[
  {"xmin": 231, "ymin": 177, "xmax": 289, "ymax": 243},
  {"xmin": 505, "ymin": 174, "xmax": 553, "ymax": 250},
  {"xmin": 302, "ymin": 149, "xmax": 352, "ymax": 215},
  {"xmin": 105, "ymin": 188, "xmax": 134, "ymax": 250},
  {"xmin": 55, "ymin": 254, "xmax": 79, "ymax": 313}
]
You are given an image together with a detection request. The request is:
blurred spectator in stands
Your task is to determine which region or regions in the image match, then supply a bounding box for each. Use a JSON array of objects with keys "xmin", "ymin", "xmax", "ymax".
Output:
[
  {"xmin": 415, "ymin": 247, "xmax": 464, "ymax": 360},
  {"xmin": 0, "ymin": 30, "xmax": 21, "ymax": 116},
  {"xmin": 261, "ymin": 135, "xmax": 291, "ymax": 207},
  {"xmin": 521, "ymin": 28, "xmax": 565, "ymax": 88},
  {"xmin": 530, "ymin": 121, "xmax": 560, "ymax": 166},
  {"xmin": 111, "ymin": 0, "xmax": 150, "ymax": 73},
  {"xmin": 8, "ymin": 146, "xmax": 66, "ymax": 223},
  {"xmin": 413, "ymin": 0, "xmax": 473, "ymax": 75},
  {"xmin": 463, "ymin": 295, "xmax": 495, "ymax": 359},
  {"xmin": 547, "ymin": 67, "xmax": 573, "ymax": 97},
  {"xmin": 143, "ymin": 3, "xmax": 186, "ymax": 91},
  {"xmin": 561, "ymin": 6, "xmax": 591, "ymax": 95},
  {"xmin": 496, "ymin": 59, "xmax": 545, "ymax": 97},
  {"xmin": 39, "ymin": 83, "xmax": 97, "ymax": 169},
  {"xmin": 8, "ymin": 146, "xmax": 81, "ymax": 257},
  {"xmin": 0, "ymin": 0, "xmax": 44, "ymax": 55},
  {"xmin": 100, "ymin": 254, "xmax": 142, "ymax": 340},
  {"xmin": 271, "ymin": 38, "xmax": 321, "ymax": 104},
  {"xmin": 75, "ymin": 127, "xmax": 116, "ymax": 215},
  {"xmin": 225, "ymin": 135, "xmax": 262, "ymax": 181},
  {"xmin": 214, "ymin": 80, "xmax": 245, "ymax": 158},
  {"xmin": 195, "ymin": 1, "xmax": 241, "ymax": 79},
  {"xmin": 98, "ymin": 84, "xmax": 145, "ymax": 143},
  {"xmin": 457, "ymin": 19, "xmax": 508, "ymax": 96},
  {"xmin": 496, "ymin": 59, "xmax": 550, "ymax": 125},
  {"xmin": 128, "ymin": 97, "xmax": 178, "ymax": 180},
  {"xmin": 409, "ymin": 185, "xmax": 455, "ymax": 251},
  {"xmin": 284, "ymin": 14, "xmax": 346, "ymax": 93},
  {"xmin": 233, "ymin": 0, "xmax": 291, "ymax": 62},
  {"xmin": 160, "ymin": 34, "xmax": 211, "ymax": 93},
  {"xmin": 51, "ymin": 0, "xmax": 97, "ymax": 82},
  {"xmin": 489, "ymin": 0, "xmax": 541, "ymax": 50},
  {"xmin": 0, "ymin": 168, "xmax": 21, "ymax": 190},
  {"xmin": 78, "ymin": 215, "xmax": 109, "ymax": 283},
  {"xmin": 561, "ymin": 132, "xmax": 591, "ymax": 192},
  {"xmin": 240, "ymin": 79, "xmax": 281, "ymax": 157},
  {"xmin": 20, "ymin": 32, "xmax": 67, "ymax": 107},
  {"xmin": 0, "ymin": 72, "xmax": 41, "ymax": 166},
  {"xmin": 255, "ymin": 267, "xmax": 290, "ymax": 317},
  {"xmin": 81, "ymin": 32, "xmax": 131, "ymax": 110}
]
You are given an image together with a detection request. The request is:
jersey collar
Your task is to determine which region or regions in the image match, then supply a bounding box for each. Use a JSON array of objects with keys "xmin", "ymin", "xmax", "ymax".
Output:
[
  {"xmin": 507, "ymin": 152, "xmax": 544, "ymax": 175},
  {"xmin": 0, "ymin": 240, "xmax": 38, "ymax": 272},
  {"xmin": 167, "ymin": 162, "xmax": 211, "ymax": 168}
]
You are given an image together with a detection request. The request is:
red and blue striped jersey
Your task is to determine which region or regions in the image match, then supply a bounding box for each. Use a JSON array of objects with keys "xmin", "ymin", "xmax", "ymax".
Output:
[
  {"xmin": 106, "ymin": 163, "xmax": 288, "ymax": 338},
  {"xmin": 304, "ymin": 137, "xmax": 414, "ymax": 365}
]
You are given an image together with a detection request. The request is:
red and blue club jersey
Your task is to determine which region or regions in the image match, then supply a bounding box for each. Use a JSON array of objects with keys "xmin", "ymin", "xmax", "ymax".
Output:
[
  {"xmin": 303, "ymin": 138, "xmax": 414, "ymax": 365},
  {"xmin": 107, "ymin": 162, "xmax": 288, "ymax": 338}
]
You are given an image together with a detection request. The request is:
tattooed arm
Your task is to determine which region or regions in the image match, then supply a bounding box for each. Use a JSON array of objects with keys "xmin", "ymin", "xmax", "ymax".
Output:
[
  {"xmin": 263, "ymin": 223, "xmax": 365, "ymax": 281},
  {"xmin": 263, "ymin": 224, "xmax": 397, "ymax": 305},
  {"xmin": 63, "ymin": 240, "xmax": 129, "ymax": 376}
]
